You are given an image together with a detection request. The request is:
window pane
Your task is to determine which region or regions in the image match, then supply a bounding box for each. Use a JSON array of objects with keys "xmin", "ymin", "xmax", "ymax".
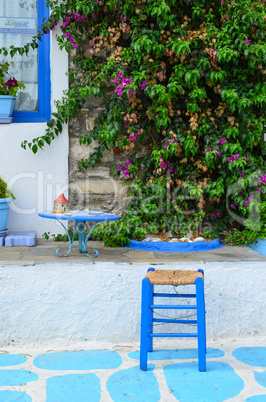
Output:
[{"xmin": 0, "ymin": 0, "xmax": 38, "ymax": 111}]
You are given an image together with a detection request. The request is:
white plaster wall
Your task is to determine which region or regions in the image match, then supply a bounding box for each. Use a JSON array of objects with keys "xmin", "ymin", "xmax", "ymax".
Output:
[
  {"xmin": 0, "ymin": 261, "xmax": 265, "ymax": 347},
  {"xmin": 0, "ymin": 26, "xmax": 69, "ymax": 237}
]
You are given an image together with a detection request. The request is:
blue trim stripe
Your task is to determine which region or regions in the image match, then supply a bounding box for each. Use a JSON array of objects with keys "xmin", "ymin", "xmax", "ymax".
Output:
[{"xmin": 13, "ymin": 0, "xmax": 51, "ymax": 123}]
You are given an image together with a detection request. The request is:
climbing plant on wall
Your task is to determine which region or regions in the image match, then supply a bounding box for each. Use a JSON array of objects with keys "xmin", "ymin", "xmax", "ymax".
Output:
[{"xmin": 1, "ymin": 0, "xmax": 266, "ymax": 246}]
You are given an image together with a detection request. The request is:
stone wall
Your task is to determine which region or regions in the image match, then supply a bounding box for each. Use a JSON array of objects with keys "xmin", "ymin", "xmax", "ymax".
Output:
[{"xmin": 69, "ymin": 100, "xmax": 128, "ymax": 215}]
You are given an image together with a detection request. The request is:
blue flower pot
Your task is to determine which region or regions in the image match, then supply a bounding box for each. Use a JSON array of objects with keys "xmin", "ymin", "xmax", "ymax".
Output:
[
  {"xmin": 0, "ymin": 95, "xmax": 16, "ymax": 118},
  {"xmin": 248, "ymin": 239, "xmax": 266, "ymax": 257},
  {"xmin": 0, "ymin": 198, "xmax": 12, "ymax": 231}
]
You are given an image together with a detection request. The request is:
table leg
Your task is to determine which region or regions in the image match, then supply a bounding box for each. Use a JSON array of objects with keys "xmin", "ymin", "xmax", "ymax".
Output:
[
  {"xmin": 83, "ymin": 222, "xmax": 100, "ymax": 258},
  {"xmin": 55, "ymin": 220, "xmax": 77, "ymax": 257}
]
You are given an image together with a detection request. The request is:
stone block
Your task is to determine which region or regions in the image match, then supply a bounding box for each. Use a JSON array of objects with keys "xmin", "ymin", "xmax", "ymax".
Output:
[{"xmin": 5, "ymin": 231, "xmax": 37, "ymax": 247}]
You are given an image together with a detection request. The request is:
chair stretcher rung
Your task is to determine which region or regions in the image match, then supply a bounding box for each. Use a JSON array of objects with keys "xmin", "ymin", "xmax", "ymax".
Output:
[
  {"xmin": 154, "ymin": 293, "xmax": 196, "ymax": 298},
  {"xmin": 150, "ymin": 333, "xmax": 198, "ymax": 338},
  {"xmin": 153, "ymin": 318, "xmax": 197, "ymax": 324},
  {"xmin": 150, "ymin": 305, "xmax": 196, "ymax": 310}
]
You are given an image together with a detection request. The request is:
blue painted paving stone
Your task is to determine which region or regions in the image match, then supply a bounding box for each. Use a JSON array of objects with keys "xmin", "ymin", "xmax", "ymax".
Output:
[
  {"xmin": 245, "ymin": 396, "xmax": 266, "ymax": 402},
  {"xmin": 163, "ymin": 361, "xmax": 244, "ymax": 402},
  {"xmin": 0, "ymin": 370, "xmax": 38, "ymax": 386},
  {"xmin": 128, "ymin": 348, "xmax": 224, "ymax": 361},
  {"xmin": 107, "ymin": 364, "xmax": 160, "ymax": 402},
  {"xmin": 46, "ymin": 373, "xmax": 100, "ymax": 402},
  {"xmin": 254, "ymin": 371, "xmax": 266, "ymax": 388},
  {"xmin": 233, "ymin": 347, "xmax": 266, "ymax": 367},
  {"xmin": 0, "ymin": 391, "xmax": 31, "ymax": 401},
  {"xmin": 0, "ymin": 354, "xmax": 27, "ymax": 367},
  {"xmin": 34, "ymin": 350, "xmax": 122, "ymax": 370}
]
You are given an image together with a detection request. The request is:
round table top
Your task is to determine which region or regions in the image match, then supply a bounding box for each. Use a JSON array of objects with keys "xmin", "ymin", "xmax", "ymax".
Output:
[{"xmin": 38, "ymin": 211, "xmax": 120, "ymax": 222}]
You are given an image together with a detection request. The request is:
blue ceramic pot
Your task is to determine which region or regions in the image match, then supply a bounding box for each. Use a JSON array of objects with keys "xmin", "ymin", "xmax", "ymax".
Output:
[
  {"xmin": 0, "ymin": 198, "xmax": 12, "ymax": 231},
  {"xmin": 0, "ymin": 95, "xmax": 16, "ymax": 117},
  {"xmin": 248, "ymin": 239, "xmax": 266, "ymax": 257}
]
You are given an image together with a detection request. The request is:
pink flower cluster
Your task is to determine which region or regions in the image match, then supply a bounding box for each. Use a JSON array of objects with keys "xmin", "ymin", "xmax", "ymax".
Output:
[
  {"xmin": 228, "ymin": 154, "xmax": 240, "ymax": 163},
  {"xmin": 141, "ymin": 80, "xmax": 146, "ymax": 90},
  {"xmin": 204, "ymin": 147, "xmax": 222, "ymax": 157},
  {"xmin": 259, "ymin": 174, "xmax": 266, "ymax": 185},
  {"xmin": 211, "ymin": 212, "xmax": 221, "ymax": 218},
  {"xmin": 113, "ymin": 72, "xmax": 133, "ymax": 98},
  {"xmin": 129, "ymin": 132, "xmax": 137, "ymax": 141},
  {"xmin": 44, "ymin": 20, "xmax": 57, "ymax": 33},
  {"xmin": 64, "ymin": 32, "xmax": 79, "ymax": 49},
  {"xmin": 6, "ymin": 78, "xmax": 18, "ymax": 89},
  {"xmin": 163, "ymin": 138, "xmax": 179, "ymax": 150},
  {"xmin": 117, "ymin": 159, "xmax": 131, "ymax": 176}
]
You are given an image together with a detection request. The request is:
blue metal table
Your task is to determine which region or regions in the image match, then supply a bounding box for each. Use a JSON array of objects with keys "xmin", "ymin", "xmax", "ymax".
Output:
[{"xmin": 38, "ymin": 211, "xmax": 120, "ymax": 257}]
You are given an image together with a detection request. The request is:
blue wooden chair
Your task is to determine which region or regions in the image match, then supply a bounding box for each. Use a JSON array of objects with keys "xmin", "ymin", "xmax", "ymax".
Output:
[{"xmin": 140, "ymin": 268, "xmax": 206, "ymax": 372}]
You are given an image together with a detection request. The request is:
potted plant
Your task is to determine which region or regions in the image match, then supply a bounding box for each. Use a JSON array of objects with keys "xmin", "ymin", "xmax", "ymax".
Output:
[
  {"xmin": 0, "ymin": 62, "xmax": 25, "ymax": 123},
  {"xmin": 0, "ymin": 176, "xmax": 15, "ymax": 233}
]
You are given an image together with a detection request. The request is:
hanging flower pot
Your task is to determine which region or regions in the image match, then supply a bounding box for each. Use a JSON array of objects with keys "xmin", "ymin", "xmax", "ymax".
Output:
[{"xmin": 0, "ymin": 62, "xmax": 25, "ymax": 124}]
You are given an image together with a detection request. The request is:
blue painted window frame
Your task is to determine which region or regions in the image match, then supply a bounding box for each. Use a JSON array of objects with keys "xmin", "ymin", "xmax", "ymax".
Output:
[{"xmin": 13, "ymin": 0, "xmax": 51, "ymax": 123}]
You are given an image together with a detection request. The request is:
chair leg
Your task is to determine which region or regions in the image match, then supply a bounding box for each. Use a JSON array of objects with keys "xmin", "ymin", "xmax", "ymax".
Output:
[
  {"xmin": 140, "ymin": 278, "xmax": 150, "ymax": 370},
  {"xmin": 198, "ymin": 269, "xmax": 207, "ymax": 354},
  {"xmin": 148, "ymin": 283, "xmax": 154, "ymax": 352},
  {"xmin": 196, "ymin": 277, "xmax": 206, "ymax": 372}
]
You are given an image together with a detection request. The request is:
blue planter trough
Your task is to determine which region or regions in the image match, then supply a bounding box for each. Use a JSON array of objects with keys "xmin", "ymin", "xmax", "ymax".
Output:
[
  {"xmin": 248, "ymin": 239, "xmax": 266, "ymax": 257},
  {"xmin": 0, "ymin": 95, "xmax": 16, "ymax": 122},
  {"xmin": 125, "ymin": 238, "xmax": 224, "ymax": 252},
  {"xmin": 0, "ymin": 198, "xmax": 12, "ymax": 231}
]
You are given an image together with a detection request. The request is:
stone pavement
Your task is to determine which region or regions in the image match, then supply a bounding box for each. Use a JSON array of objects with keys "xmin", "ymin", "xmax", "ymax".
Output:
[
  {"xmin": 0, "ymin": 339, "xmax": 265, "ymax": 401},
  {"xmin": 0, "ymin": 238, "xmax": 265, "ymax": 266}
]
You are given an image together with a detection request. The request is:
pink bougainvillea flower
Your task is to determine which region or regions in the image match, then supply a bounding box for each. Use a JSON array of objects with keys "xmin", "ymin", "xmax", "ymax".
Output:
[
  {"xmin": 231, "ymin": 204, "xmax": 237, "ymax": 209},
  {"xmin": 248, "ymin": 196, "xmax": 253, "ymax": 201},
  {"xmin": 64, "ymin": 32, "xmax": 71, "ymax": 39},
  {"xmin": 239, "ymin": 173, "xmax": 245, "ymax": 178},
  {"xmin": 216, "ymin": 212, "xmax": 221, "ymax": 217},
  {"xmin": 73, "ymin": 44, "xmax": 79, "ymax": 49},
  {"xmin": 67, "ymin": 9, "xmax": 72, "ymax": 15},
  {"xmin": 245, "ymin": 39, "xmax": 251, "ymax": 45},
  {"xmin": 113, "ymin": 77, "xmax": 120, "ymax": 84},
  {"xmin": 141, "ymin": 80, "xmax": 147, "ymax": 90},
  {"xmin": 243, "ymin": 201, "xmax": 249, "ymax": 207},
  {"xmin": 243, "ymin": 157, "xmax": 248, "ymax": 161},
  {"xmin": 117, "ymin": 165, "xmax": 122, "ymax": 172},
  {"xmin": 114, "ymin": 85, "xmax": 123, "ymax": 97},
  {"xmin": 168, "ymin": 166, "xmax": 173, "ymax": 173},
  {"xmin": 234, "ymin": 154, "xmax": 240, "ymax": 161},
  {"xmin": 122, "ymin": 169, "xmax": 129, "ymax": 176},
  {"xmin": 219, "ymin": 138, "xmax": 227, "ymax": 145},
  {"xmin": 69, "ymin": 37, "xmax": 75, "ymax": 43},
  {"xmin": 228, "ymin": 157, "xmax": 233, "ymax": 163},
  {"xmin": 211, "ymin": 213, "xmax": 216, "ymax": 217},
  {"xmin": 129, "ymin": 132, "xmax": 137, "ymax": 141},
  {"xmin": 126, "ymin": 159, "xmax": 131, "ymax": 165},
  {"xmin": 141, "ymin": 166, "xmax": 145, "ymax": 170},
  {"xmin": 174, "ymin": 170, "xmax": 178, "ymax": 175},
  {"xmin": 259, "ymin": 175, "xmax": 266, "ymax": 184}
]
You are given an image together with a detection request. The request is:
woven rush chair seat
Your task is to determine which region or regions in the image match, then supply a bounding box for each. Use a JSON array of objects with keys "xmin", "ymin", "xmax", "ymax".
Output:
[{"xmin": 144, "ymin": 269, "xmax": 204, "ymax": 286}]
